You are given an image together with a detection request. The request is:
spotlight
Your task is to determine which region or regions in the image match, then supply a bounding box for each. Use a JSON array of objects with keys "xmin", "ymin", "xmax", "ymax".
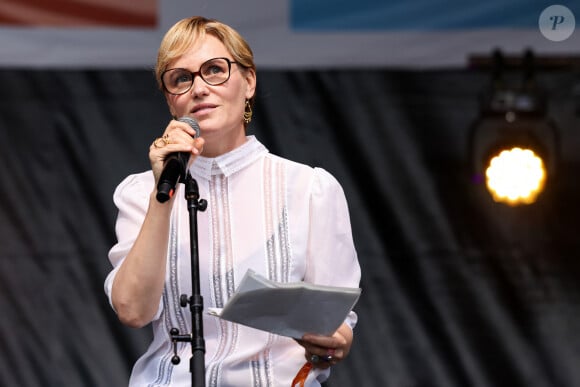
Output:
[
  {"xmin": 485, "ymin": 147, "xmax": 546, "ymax": 205},
  {"xmin": 469, "ymin": 49, "xmax": 559, "ymax": 206}
]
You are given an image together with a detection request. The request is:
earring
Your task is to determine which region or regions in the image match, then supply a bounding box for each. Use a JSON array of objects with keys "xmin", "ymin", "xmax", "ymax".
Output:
[{"xmin": 243, "ymin": 100, "xmax": 253, "ymax": 124}]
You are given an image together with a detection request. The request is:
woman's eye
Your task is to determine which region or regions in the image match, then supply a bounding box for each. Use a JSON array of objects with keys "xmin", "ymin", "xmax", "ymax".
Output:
[
  {"xmin": 207, "ymin": 65, "xmax": 224, "ymax": 74},
  {"xmin": 175, "ymin": 73, "xmax": 191, "ymax": 83}
]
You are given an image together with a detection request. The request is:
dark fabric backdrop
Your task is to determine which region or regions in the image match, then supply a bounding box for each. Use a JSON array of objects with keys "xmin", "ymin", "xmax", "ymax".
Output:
[{"xmin": 1, "ymin": 68, "xmax": 579, "ymax": 387}]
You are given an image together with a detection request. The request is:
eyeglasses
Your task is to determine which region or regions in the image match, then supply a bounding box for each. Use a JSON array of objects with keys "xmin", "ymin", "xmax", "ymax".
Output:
[{"xmin": 161, "ymin": 57, "xmax": 238, "ymax": 95}]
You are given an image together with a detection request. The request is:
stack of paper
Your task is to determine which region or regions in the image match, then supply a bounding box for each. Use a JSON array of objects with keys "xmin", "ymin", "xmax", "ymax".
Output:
[{"xmin": 208, "ymin": 270, "xmax": 361, "ymax": 339}]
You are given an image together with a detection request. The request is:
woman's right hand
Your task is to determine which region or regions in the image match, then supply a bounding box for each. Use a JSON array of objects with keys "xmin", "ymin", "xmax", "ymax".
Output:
[{"xmin": 149, "ymin": 119, "xmax": 205, "ymax": 184}]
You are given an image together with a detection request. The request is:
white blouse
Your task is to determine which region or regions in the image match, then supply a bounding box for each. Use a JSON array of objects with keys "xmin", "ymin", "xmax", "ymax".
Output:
[{"xmin": 105, "ymin": 136, "xmax": 361, "ymax": 387}]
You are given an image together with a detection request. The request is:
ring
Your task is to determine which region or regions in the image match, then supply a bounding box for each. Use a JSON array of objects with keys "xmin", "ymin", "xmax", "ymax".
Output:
[
  {"xmin": 153, "ymin": 134, "xmax": 170, "ymax": 148},
  {"xmin": 309, "ymin": 354, "xmax": 332, "ymax": 363}
]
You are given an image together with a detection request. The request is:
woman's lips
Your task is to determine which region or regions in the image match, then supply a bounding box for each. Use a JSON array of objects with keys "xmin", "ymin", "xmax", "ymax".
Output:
[{"xmin": 192, "ymin": 103, "xmax": 216, "ymax": 114}]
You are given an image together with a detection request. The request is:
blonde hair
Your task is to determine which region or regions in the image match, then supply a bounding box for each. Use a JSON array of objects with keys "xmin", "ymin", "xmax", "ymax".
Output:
[{"xmin": 155, "ymin": 16, "xmax": 256, "ymax": 106}]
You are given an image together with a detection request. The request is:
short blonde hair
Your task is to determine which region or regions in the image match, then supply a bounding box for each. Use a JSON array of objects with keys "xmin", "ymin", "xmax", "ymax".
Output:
[{"xmin": 155, "ymin": 16, "xmax": 256, "ymax": 106}]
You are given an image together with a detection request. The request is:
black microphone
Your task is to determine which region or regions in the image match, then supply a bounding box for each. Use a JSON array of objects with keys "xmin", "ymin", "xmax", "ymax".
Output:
[{"xmin": 156, "ymin": 117, "xmax": 201, "ymax": 203}]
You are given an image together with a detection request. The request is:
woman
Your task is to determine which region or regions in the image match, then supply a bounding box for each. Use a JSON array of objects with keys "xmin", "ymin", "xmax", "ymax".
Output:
[{"xmin": 105, "ymin": 16, "xmax": 361, "ymax": 386}]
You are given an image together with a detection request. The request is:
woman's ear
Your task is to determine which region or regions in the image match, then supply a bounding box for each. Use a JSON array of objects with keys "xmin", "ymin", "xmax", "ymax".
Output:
[{"xmin": 244, "ymin": 69, "xmax": 257, "ymax": 100}]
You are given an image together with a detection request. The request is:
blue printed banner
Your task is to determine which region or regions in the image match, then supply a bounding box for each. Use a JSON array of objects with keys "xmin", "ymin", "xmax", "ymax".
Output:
[
  {"xmin": 0, "ymin": 0, "xmax": 578, "ymax": 68},
  {"xmin": 291, "ymin": 0, "xmax": 579, "ymax": 30}
]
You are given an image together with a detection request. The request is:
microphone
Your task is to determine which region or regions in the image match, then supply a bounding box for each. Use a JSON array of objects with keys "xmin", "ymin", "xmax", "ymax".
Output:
[{"xmin": 156, "ymin": 117, "xmax": 201, "ymax": 203}]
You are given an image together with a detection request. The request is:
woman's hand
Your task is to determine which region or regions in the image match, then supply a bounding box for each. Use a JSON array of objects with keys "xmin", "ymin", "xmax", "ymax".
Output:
[
  {"xmin": 295, "ymin": 323, "xmax": 353, "ymax": 369},
  {"xmin": 149, "ymin": 119, "xmax": 205, "ymax": 184}
]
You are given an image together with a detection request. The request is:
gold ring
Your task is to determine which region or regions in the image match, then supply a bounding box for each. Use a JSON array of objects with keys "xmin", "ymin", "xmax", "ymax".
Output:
[{"xmin": 153, "ymin": 134, "xmax": 170, "ymax": 148}]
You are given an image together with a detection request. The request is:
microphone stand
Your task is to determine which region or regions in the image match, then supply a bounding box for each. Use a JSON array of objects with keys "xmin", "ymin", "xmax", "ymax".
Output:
[{"xmin": 169, "ymin": 172, "xmax": 208, "ymax": 387}]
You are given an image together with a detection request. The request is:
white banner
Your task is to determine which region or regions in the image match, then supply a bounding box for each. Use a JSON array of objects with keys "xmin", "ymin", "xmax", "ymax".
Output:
[{"xmin": 0, "ymin": 0, "xmax": 577, "ymax": 69}]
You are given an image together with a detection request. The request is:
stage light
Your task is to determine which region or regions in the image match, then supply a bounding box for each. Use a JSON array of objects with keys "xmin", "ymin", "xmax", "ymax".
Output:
[
  {"xmin": 485, "ymin": 147, "xmax": 546, "ymax": 205},
  {"xmin": 469, "ymin": 50, "xmax": 559, "ymax": 206}
]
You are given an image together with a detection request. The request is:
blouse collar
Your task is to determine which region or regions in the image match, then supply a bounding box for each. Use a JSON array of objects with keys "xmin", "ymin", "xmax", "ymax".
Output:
[{"xmin": 189, "ymin": 136, "xmax": 268, "ymax": 180}]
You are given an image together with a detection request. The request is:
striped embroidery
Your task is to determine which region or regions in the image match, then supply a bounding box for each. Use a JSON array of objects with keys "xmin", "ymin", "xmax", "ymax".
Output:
[
  {"xmin": 263, "ymin": 156, "xmax": 290, "ymax": 283},
  {"xmin": 259, "ymin": 156, "xmax": 291, "ymax": 386},
  {"xmin": 208, "ymin": 172, "xmax": 239, "ymax": 387}
]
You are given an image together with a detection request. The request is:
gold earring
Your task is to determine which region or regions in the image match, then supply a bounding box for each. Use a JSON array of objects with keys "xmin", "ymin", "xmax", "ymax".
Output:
[{"xmin": 243, "ymin": 100, "xmax": 253, "ymax": 124}]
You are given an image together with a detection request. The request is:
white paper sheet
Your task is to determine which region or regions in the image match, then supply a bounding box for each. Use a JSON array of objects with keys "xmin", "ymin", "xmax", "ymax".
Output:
[{"xmin": 208, "ymin": 270, "xmax": 361, "ymax": 339}]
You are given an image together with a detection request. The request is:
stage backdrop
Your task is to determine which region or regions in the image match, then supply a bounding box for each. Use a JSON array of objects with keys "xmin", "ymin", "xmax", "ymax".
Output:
[{"xmin": 1, "ymin": 66, "xmax": 580, "ymax": 386}]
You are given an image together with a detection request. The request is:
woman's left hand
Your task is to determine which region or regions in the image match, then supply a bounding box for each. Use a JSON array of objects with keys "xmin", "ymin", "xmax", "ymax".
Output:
[{"xmin": 295, "ymin": 322, "xmax": 353, "ymax": 369}]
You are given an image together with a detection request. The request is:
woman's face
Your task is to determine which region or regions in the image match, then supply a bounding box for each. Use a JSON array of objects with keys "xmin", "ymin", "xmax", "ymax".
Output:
[{"xmin": 165, "ymin": 34, "xmax": 256, "ymax": 155}]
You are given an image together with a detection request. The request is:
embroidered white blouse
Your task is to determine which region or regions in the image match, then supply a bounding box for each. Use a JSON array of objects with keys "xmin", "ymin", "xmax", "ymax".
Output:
[{"xmin": 105, "ymin": 136, "xmax": 361, "ymax": 387}]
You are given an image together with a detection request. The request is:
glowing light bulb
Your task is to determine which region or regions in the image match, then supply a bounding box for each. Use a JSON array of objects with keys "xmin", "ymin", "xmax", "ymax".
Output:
[{"xmin": 485, "ymin": 147, "xmax": 546, "ymax": 205}]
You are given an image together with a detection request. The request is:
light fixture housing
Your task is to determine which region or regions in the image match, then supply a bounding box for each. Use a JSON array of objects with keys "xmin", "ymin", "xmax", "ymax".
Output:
[{"xmin": 469, "ymin": 50, "xmax": 559, "ymax": 206}]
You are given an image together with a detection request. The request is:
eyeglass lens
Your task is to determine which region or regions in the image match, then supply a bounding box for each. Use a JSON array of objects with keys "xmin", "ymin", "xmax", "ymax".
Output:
[{"xmin": 163, "ymin": 58, "xmax": 232, "ymax": 94}]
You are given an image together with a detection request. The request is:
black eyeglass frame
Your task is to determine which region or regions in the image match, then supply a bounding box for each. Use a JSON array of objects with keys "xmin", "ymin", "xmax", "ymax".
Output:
[{"xmin": 161, "ymin": 57, "xmax": 239, "ymax": 95}]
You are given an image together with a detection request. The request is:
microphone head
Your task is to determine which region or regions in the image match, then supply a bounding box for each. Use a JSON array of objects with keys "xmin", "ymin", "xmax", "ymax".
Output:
[{"xmin": 178, "ymin": 116, "xmax": 200, "ymax": 138}]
